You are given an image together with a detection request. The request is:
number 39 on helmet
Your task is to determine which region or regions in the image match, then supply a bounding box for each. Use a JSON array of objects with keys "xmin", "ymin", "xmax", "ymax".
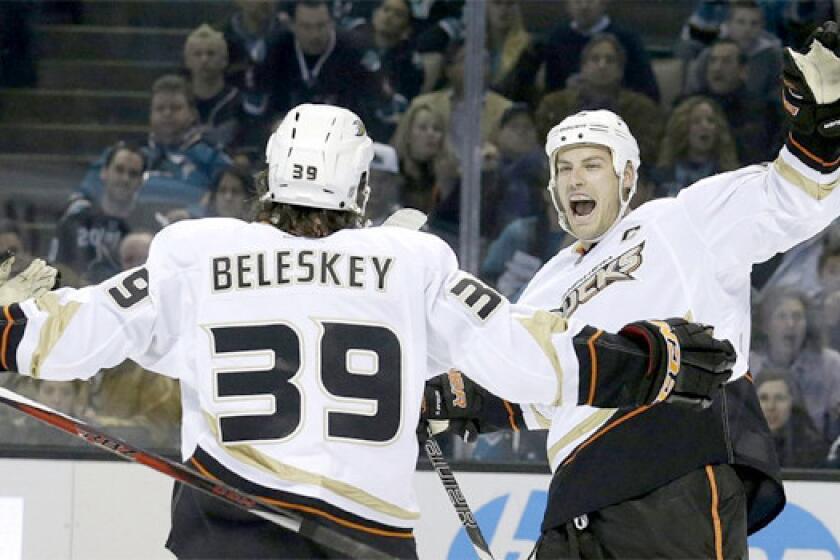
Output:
[{"xmin": 264, "ymin": 104, "xmax": 375, "ymax": 215}]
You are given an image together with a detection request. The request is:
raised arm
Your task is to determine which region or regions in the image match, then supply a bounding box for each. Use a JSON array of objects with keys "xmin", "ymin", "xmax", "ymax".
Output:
[{"xmin": 677, "ymin": 22, "xmax": 840, "ymax": 271}]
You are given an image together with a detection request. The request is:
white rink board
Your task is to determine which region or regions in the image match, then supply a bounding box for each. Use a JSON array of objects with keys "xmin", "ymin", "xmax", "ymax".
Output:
[{"xmin": 0, "ymin": 459, "xmax": 837, "ymax": 559}]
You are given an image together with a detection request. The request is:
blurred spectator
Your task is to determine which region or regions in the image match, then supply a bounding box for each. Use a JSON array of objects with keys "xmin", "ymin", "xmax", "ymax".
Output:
[
  {"xmin": 0, "ymin": 221, "xmax": 32, "ymax": 275},
  {"xmin": 80, "ymin": 75, "xmax": 233, "ymax": 209},
  {"xmin": 396, "ymin": 38, "xmax": 513, "ymax": 158},
  {"xmin": 347, "ymin": 0, "xmax": 425, "ymax": 140},
  {"xmin": 0, "ymin": 1, "xmax": 37, "ymax": 88},
  {"xmin": 264, "ymin": 0, "xmax": 386, "ymax": 139},
  {"xmin": 0, "ymin": 379, "xmax": 88, "ymax": 447},
  {"xmin": 654, "ymin": 96, "xmax": 739, "ymax": 197},
  {"xmin": 757, "ymin": 0, "xmax": 834, "ymax": 46},
  {"xmin": 184, "ymin": 24, "xmax": 244, "ymax": 148},
  {"xmin": 489, "ymin": 103, "xmax": 545, "ymax": 230},
  {"xmin": 484, "ymin": 0, "xmax": 540, "ymax": 104},
  {"xmin": 201, "ymin": 165, "xmax": 257, "ymax": 219},
  {"xmin": 690, "ymin": 38, "xmax": 782, "ymax": 164},
  {"xmin": 50, "ymin": 143, "xmax": 147, "ymax": 284},
  {"xmin": 751, "ymin": 289, "xmax": 840, "ymax": 442},
  {"xmin": 390, "ymin": 104, "xmax": 451, "ymax": 213},
  {"xmin": 542, "ymin": 0, "xmax": 659, "ymax": 102},
  {"xmin": 224, "ymin": 0, "xmax": 285, "ymax": 114},
  {"xmin": 119, "ymin": 231, "xmax": 154, "ymax": 271},
  {"xmin": 684, "ymin": 1, "xmax": 783, "ymax": 104},
  {"xmin": 481, "ymin": 190, "xmax": 569, "ymax": 300},
  {"xmin": 673, "ymin": 0, "xmax": 729, "ymax": 62},
  {"xmin": 535, "ymin": 33, "xmax": 664, "ymax": 162},
  {"xmin": 365, "ymin": 143, "xmax": 404, "ymax": 223},
  {"xmin": 818, "ymin": 241, "xmax": 840, "ymax": 351},
  {"xmin": 757, "ymin": 368, "xmax": 831, "ymax": 468}
]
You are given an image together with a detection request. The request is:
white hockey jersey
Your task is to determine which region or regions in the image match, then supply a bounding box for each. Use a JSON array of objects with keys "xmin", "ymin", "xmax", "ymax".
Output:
[
  {"xmin": 7, "ymin": 217, "xmax": 588, "ymax": 528},
  {"xmin": 518, "ymin": 146, "xmax": 840, "ymax": 471}
]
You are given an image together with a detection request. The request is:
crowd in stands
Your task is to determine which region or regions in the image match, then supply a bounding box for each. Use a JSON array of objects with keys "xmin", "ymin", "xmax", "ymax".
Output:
[{"xmin": 1, "ymin": 0, "xmax": 839, "ymax": 469}]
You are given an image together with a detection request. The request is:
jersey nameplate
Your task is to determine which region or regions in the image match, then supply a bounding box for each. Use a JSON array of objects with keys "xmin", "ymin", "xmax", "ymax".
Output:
[{"xmin": 211, "ymin": 250, "xmax": 394, "ymax": 292}]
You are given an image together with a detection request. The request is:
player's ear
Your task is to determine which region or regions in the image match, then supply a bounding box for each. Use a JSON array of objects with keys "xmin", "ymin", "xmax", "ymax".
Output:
[{"xmin": 622, "ymin": 162, "xmax": 635, "ymax": 197}]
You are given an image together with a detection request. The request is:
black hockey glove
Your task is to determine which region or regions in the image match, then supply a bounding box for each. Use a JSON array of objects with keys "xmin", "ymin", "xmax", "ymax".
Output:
[
  {"xmin": 619, "ymin": 318, "xmax": 735, "ymax": 408},
  {"xmin": 781, "ymin": 21, "xmax": 840, "ymax": 173},
  {"xmin": 419, "ymin": 369, "xmax": 484, "ymax": 443}
]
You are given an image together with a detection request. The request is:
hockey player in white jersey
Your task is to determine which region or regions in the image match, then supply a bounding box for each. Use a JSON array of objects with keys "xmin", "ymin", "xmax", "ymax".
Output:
[
  {"xmin": 427, "ymin": 21, "xmax": 840, "ymax": 559},
  {"xmin": 0, "ymin": 104, "xmax": 735, "ymax": 559}
]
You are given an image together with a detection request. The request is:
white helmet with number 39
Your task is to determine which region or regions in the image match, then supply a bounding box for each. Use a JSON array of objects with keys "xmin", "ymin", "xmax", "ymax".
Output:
[
  {"xmin": 264, "ymin": 104, "xmax": 375, "ymax": 215},
  {"xmin": 545, "ymin": 110, "xmax": 640, "ymax": 239}
]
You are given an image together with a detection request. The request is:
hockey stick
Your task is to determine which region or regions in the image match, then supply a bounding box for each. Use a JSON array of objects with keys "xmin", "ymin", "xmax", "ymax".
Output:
[
  {"xmin": 0, "ymin": 386, "xmax": 392, "ymax": 560},
  {"xmin": 423, "ymin": 425, "xmax": 495, "ymax": 560}
]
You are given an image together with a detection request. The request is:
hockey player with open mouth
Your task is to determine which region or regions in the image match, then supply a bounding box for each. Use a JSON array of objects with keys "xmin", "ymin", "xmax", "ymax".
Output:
[
  {"xmin": 0, "ymin": 102, "xmax": 736, "ymax": 558},
  {"xmin": 427, "ymin": 20, "xmax": 840, "ymax": 560}
]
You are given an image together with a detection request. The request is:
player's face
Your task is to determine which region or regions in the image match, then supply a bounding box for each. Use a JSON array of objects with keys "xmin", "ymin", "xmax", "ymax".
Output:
[
  {"xmin": 687, "ymin": 102, "xmax": 718, "ymax": 157},
  {"xmin": 185, "ymin": 38, "xmax": 228, "ymax": 79},
  {"xmin": 214, "ymin": 172, "xmax": 248, "ymax": 218},
  {"xmin": 101, "ymin": 149, "xmax": 144, "ymax": 204},
  {"xmin": 766, "ymin": 297, "xmax": 807, "ymax": 366},
  {"xmin": 757, "ymin": 379, "xmax": 793, "ymax": 432},
  {"xmin": 150, "ymin": 92, "xmax": 197, "ymax": 144},
  {"xmin": 408, "ymin": 108, "xmax": 444, "ymax": 163},
  {"xmin": 293, "ymin": 4, "xmax": 333, "ymax": 55},
  {"xmin": 552, "ymin": 144, "xmax": 622, "ymax": 241}
]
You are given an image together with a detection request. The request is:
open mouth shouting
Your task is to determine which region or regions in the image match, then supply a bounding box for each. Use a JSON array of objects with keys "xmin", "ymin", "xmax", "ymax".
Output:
[{"xmin": 569, "ymin": 193, "xmax": 597, "ymax": 222}]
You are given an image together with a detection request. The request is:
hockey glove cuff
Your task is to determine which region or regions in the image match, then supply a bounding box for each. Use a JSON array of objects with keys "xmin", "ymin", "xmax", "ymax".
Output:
[{"xmin": 619, "ymin": 318, "xmax": 735, "ymax": 408}]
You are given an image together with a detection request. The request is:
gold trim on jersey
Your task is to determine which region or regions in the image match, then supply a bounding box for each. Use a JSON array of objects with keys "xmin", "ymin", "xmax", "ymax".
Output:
[
  {"xmin": 203, "ymin": 413, "xmax": 420, "ymax": 520},
  {"xmin": 774, "ymin": 155, "xmax": 840, "ymax": 200},
  {"xmin": 527, "ymin": 405, "xmax": 553, "ymax": 429},
  {"xmin": 547, "ymin": 409, "xmax": 614, "ymax": 465},
  {"xmin": 517, "ymin": 310, "xmax": 569, "ymax": 406},
  {"xmin": 29, "ymin": 293, "xmax": 80, "ymax": 378}
]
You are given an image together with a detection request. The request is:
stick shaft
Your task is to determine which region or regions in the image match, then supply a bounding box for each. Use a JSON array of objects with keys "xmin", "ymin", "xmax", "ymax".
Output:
[{"xmin": 0, "ymin": 387, "xmax": 391, "ymax": 560}]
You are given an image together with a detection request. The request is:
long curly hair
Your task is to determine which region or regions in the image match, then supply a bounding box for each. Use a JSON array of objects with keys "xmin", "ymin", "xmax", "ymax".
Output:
[
  {"xmin": 253, "ymin": 170, "xmax": 363, "ymax": 237},
  {"xmin": 657, "ymin": 96, "xmax": 739, "ymax": 170}
]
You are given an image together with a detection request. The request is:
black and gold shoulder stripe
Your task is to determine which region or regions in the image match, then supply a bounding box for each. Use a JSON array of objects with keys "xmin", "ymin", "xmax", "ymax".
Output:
[{"xmin": 0, "ymin": 304, "xmax": 26, "ymax": 372}]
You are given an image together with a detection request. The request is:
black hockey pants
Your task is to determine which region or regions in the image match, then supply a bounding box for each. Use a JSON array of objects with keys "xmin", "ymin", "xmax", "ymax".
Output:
[{"xmin": 534, "ymin": 464, "xmax": 748, "ymax": 559}]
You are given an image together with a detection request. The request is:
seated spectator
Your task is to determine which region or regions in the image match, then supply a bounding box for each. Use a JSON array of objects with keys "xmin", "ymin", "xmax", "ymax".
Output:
[
  {"xmin": 80, "ymin": 75, "xmax": 233, "ymax": 209},
  {"xmin": 0, "ymin": 220, "xmax": 32, "ymax": 275},
  {"xmin": 684, "ymin": 1, "xmax": 783, "ymax": 105},
  {"xmin": 390, "ymin": 103, "xmax": 451, "ymax": 213},
  {"xmin": 688, "ymin": 38, "xmax": 782, "ymax": 164},
  {"xmin": 184, "ymin": 24, "xmax": 243, "ymax": 148},
  {"xmin": 673, "ymin": 0, "xmax": 728, "ymax": 63},
  {"xmin": 50, "ymin": 142, "xmax": 147, "ymax": 285},
  {"xmin": 757, "ymin": 368, "xmax": 830, "ymax": 468},
  {"xmin": 488, "ymin": 103, "xmax": 545, "ymax": 230},
  {"xmin": 654, "ymin": 95, "xmax": 739, "ymax": 197},
  {"xmin": 201, "ymin": 165, "xmax": 257, "ymax": 220},
  {"xmin": 759, "ymin": 0, "xmax": 834, "ymax": 47},
  {"xmin": 347, "ymin": 0, "xmax": 425, "ymax": 140},
  {"xmin": 542, "ymin": 0, "xmax": 659, "ymax": 102},
  {"xmin": 264, "ymin": 0, "xmax": 386, "ymax": 139},
  {"xmin": 481, "ymin": 190, "xmax": 569, "ymax": 300},
  {"xmin": 118, "ymin": 231, "xmax": 154, "ymax": 270},
  {"xmin": 751, "ymin": 289, "xmax": 840, "ymax": 442},
  {"xmin": 535, "ymin": 33, "xmax": 664, "ymax": 162},
  {"xmin": 395, "ymin": 38, "xmax": 513, "ymax": 156},
  {"xmin": 484, "ymin": 0, "xmax": 540, "ymax": 104}
]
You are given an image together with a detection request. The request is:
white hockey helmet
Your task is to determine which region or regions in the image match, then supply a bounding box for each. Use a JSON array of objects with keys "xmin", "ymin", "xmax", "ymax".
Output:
[
  {"xmin": 545, "ymin": 109, "xmax": 641, "ymax": 240},
  {"xmin": 264, "ymin": 103, "xmax": 375, "ymax": 215}
]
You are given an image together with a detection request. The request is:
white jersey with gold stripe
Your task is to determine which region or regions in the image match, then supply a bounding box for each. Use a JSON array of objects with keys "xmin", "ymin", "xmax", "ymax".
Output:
[
  {"xmin": 9, "ymin": 217, "xmax": 586, "ymax": 528},
  {"xmin": 518, "ymin": 146, "xmax": 840, "ymax": 470}
]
